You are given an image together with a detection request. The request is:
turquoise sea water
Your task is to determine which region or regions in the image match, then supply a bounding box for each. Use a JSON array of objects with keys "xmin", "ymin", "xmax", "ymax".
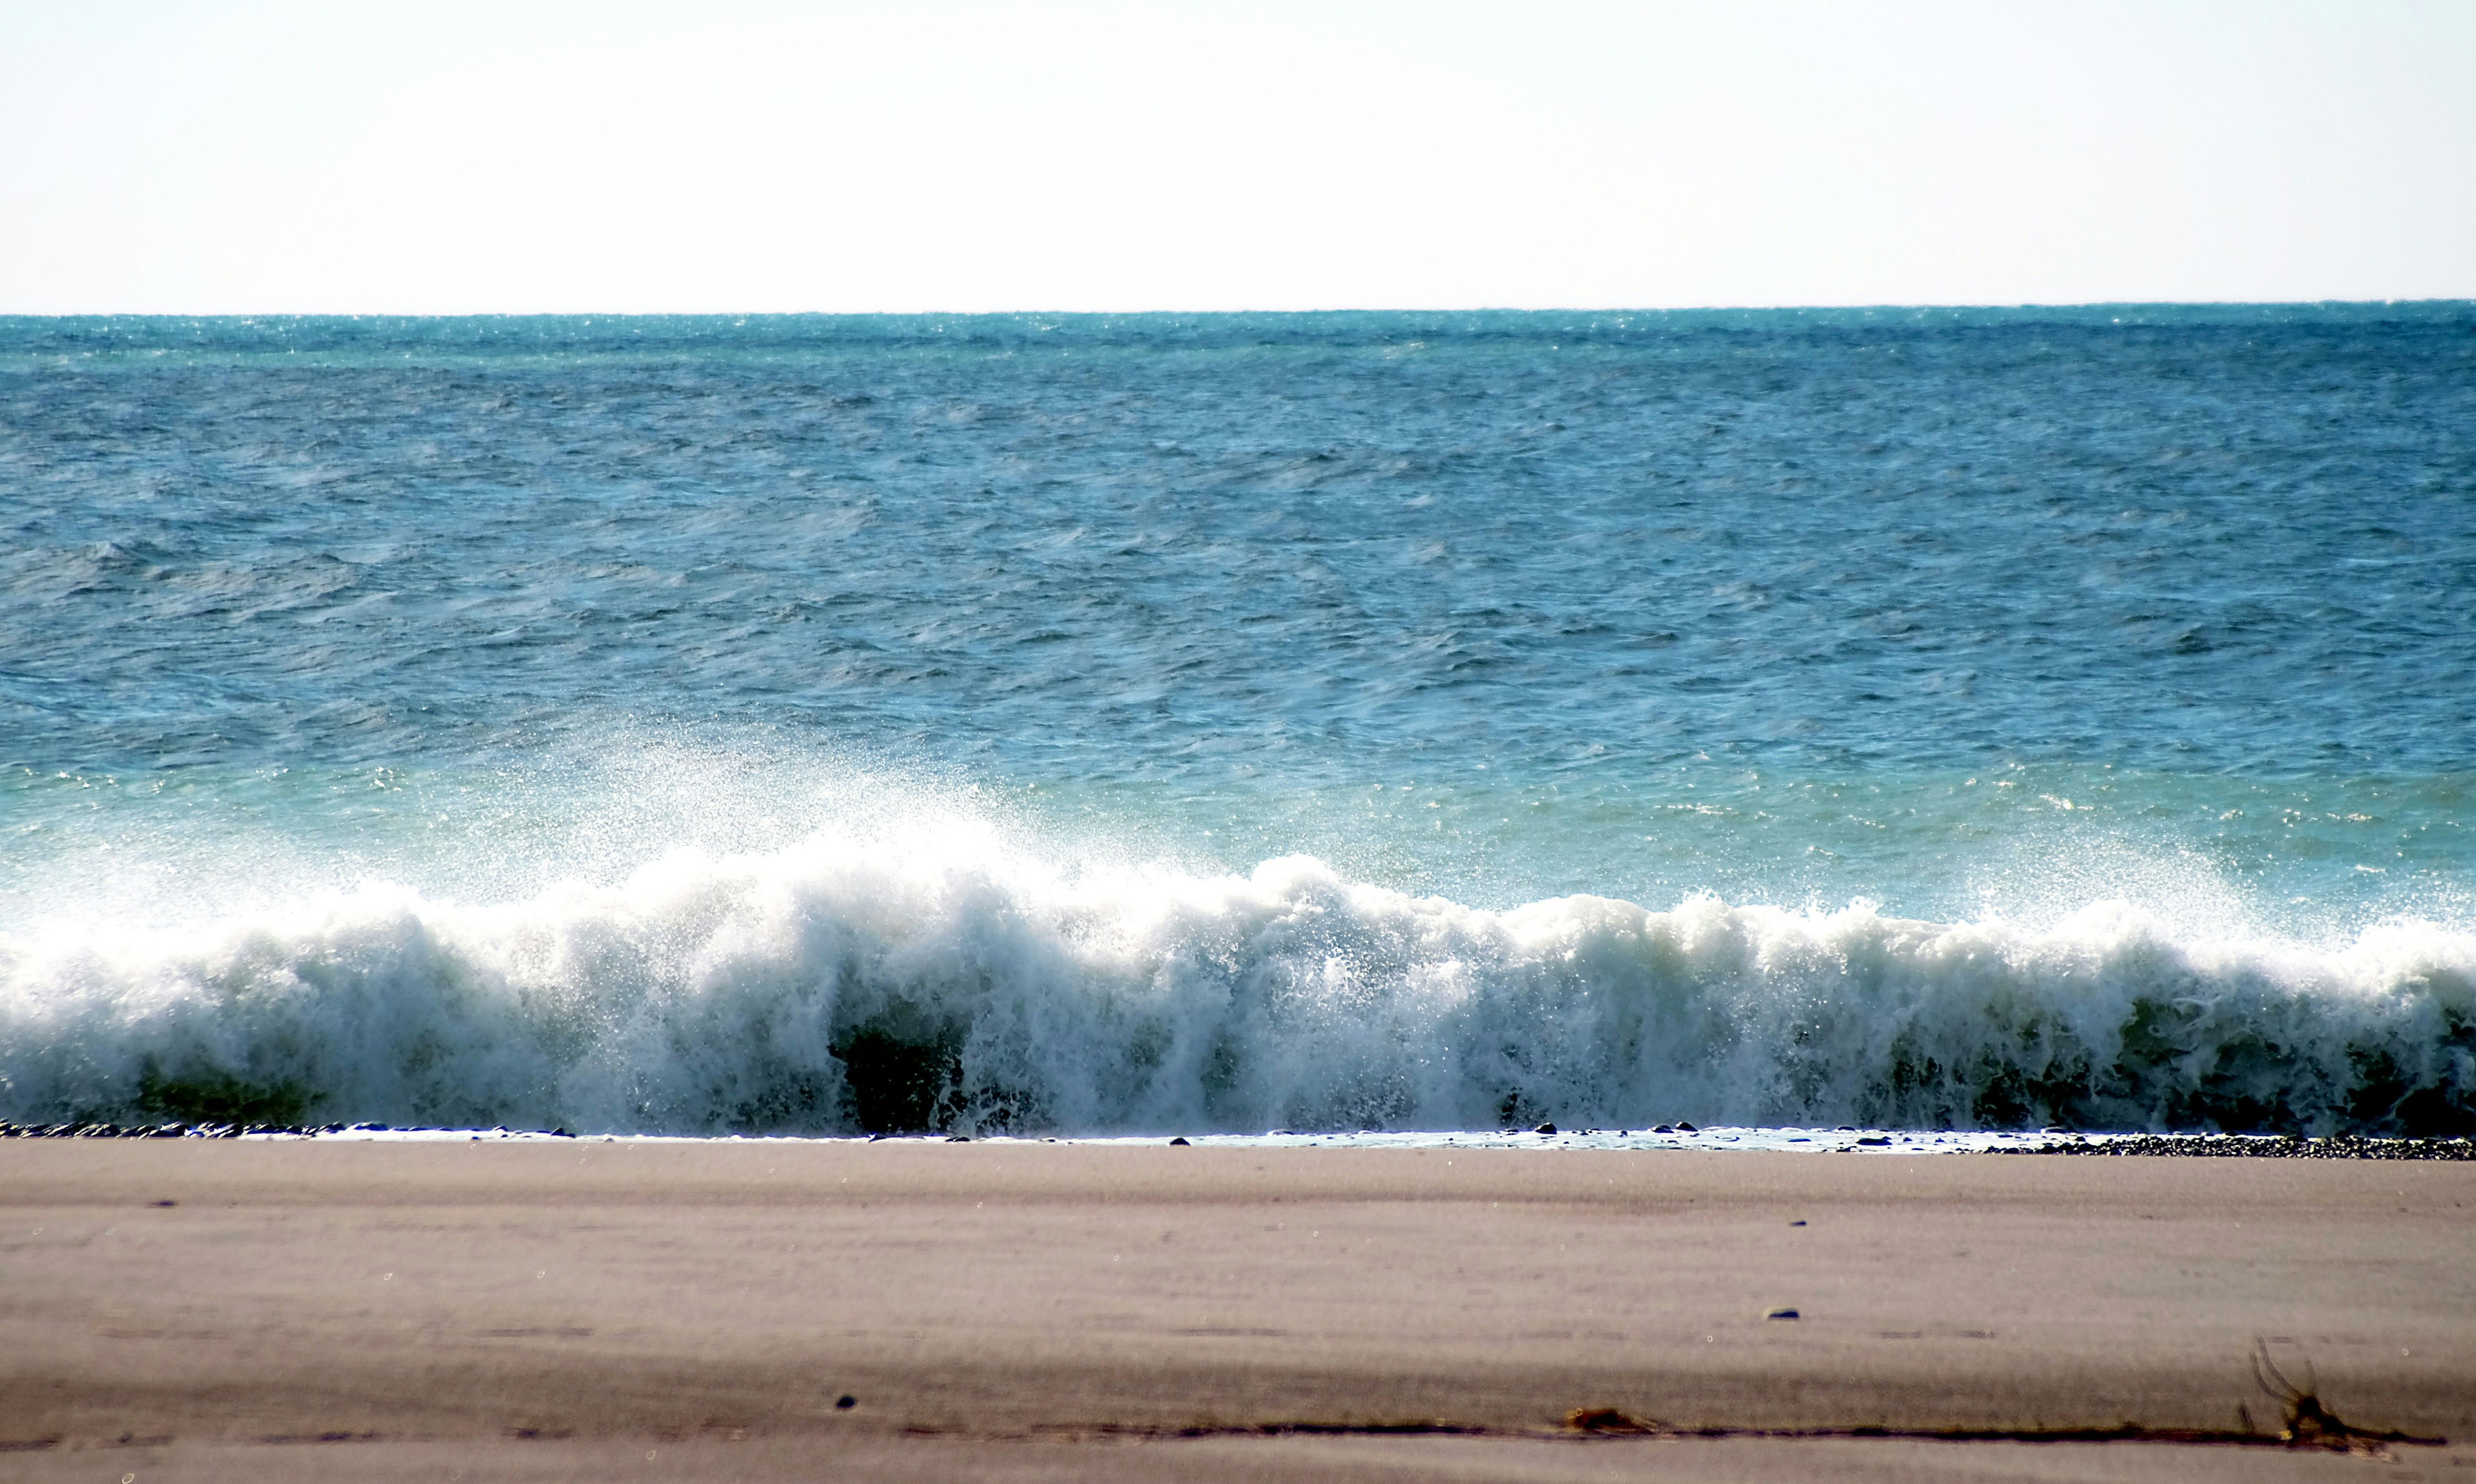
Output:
[{"xmin": 5, "ymin": 308, "xmax": 2473, "ymax": 1135}]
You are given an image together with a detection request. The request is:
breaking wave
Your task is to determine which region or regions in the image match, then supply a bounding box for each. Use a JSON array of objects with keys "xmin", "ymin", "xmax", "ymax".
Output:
[{"xmin": 5, "ymin": 829, "xmax": 2473, "ymax": 1135}]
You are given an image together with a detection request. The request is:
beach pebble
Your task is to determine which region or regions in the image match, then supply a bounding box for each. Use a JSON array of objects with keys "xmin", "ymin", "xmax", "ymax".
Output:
[{"xmin": 1766, "ymin": 1308, "xmax": 1800, "ymax": 1320}]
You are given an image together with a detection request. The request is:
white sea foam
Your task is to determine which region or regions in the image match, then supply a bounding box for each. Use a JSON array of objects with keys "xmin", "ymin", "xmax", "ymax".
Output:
[{"xmin": 4, "ymin": 825, "xmax": 2472, "ymax": 1135}]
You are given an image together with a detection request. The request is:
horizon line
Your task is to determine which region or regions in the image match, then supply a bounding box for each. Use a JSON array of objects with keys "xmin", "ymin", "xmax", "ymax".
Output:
[{"xmin": 6, "ymin": 298, "xmax": 2473, "ymax": 321}]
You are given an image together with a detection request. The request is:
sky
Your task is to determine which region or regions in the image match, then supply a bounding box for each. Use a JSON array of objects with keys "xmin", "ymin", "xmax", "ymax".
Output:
[{"xmin": 3, "ymin": 1, "xmax": 2471, "ymax": 313}]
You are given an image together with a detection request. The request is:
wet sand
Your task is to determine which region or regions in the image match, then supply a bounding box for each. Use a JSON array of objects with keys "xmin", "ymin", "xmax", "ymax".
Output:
[{"xmin": 4, "ymin": 1140, "xmax": 2471, "ymax": 1481}]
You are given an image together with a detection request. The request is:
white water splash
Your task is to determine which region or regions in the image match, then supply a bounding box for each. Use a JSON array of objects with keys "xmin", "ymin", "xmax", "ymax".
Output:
[{"xmin": 5, "ymin": 824, "xmax": 2472, "ymax": 1135}]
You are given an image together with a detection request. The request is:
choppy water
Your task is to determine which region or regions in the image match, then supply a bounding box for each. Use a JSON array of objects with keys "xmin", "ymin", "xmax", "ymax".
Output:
[{"xmin": 5, "ymin": 308, "xmax": 2473, "ymax": 1135}]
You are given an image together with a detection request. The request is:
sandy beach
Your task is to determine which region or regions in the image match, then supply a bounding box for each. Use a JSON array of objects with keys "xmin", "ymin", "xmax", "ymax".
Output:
[{"xmin": 4, "ymin": 1139, "xmax": 2471, "ymax": 1481}]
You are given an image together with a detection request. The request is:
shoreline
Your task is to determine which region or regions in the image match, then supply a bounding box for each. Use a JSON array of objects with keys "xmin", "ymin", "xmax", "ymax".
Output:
[{"xmin": 6, "ymin": 1119, "xmax": 2472, "ymax": 1158}]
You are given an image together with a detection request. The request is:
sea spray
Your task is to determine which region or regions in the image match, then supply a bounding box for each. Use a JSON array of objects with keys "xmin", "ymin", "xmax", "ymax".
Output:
[{"xmin": 5, "ymin": 834, "xmax": 2470, "ymax": 1137}]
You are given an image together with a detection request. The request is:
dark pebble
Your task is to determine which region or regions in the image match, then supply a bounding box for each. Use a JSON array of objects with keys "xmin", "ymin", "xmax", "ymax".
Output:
[
  {"xmin": 835, "ymin": 1395, "xmax": 858, "ymax": 1410},
  {"xmin": 1675, "ymin": 1122, "xmax": 1698, "ymax": 1133},
  {"xmin": 1168, "ymin": 1137, "xmax": 1190, "ymax": 1146},
  {"xmin": 1766, "ymin": 1308, "xmax": 1800, "ymax": 1320},
  {"xmin": 1533, "ymin": 1123, "xmax": 1558, "ymax": 1135}
]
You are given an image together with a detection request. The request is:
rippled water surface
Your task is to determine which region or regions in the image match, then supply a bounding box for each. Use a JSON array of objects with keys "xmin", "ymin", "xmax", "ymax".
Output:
[{"xmin": 5, "ymin": 308, "xmax": 2473, "ymax": 1135}]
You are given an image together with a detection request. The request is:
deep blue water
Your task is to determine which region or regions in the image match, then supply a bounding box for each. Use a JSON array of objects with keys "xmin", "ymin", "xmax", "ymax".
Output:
[{"xmin": 4, "ymin": 308, "xmax": 2474, "ymax": 1136}]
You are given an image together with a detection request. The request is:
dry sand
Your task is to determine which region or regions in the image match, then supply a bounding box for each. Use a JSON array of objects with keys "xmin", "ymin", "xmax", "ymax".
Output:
[{"xmin": 3, "ymin": 1138, "xmax": 2471, "ymax": 1481}]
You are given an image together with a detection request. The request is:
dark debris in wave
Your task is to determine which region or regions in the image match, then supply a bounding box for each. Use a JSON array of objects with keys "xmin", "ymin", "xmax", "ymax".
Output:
[{"xmin": 1998, "ymin": 1133, "xmax": 2476, "ymax": 1160}]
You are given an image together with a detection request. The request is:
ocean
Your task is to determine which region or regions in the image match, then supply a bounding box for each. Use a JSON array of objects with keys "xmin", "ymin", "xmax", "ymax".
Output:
[{"xmin": 4, "ymin": 306, "xmax": 2473, "ymax": 1137}]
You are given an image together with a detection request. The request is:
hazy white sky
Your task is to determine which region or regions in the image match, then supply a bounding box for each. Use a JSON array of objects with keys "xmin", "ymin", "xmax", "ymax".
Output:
[{"xmin": 3, "ymin": 1, "xmax": 2470, "ymax": 313}]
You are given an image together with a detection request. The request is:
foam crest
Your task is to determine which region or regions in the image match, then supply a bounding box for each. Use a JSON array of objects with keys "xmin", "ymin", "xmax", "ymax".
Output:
[{"xmin": 4, "ymin": 832, "xmax": 2471, "ymax": 1135}]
